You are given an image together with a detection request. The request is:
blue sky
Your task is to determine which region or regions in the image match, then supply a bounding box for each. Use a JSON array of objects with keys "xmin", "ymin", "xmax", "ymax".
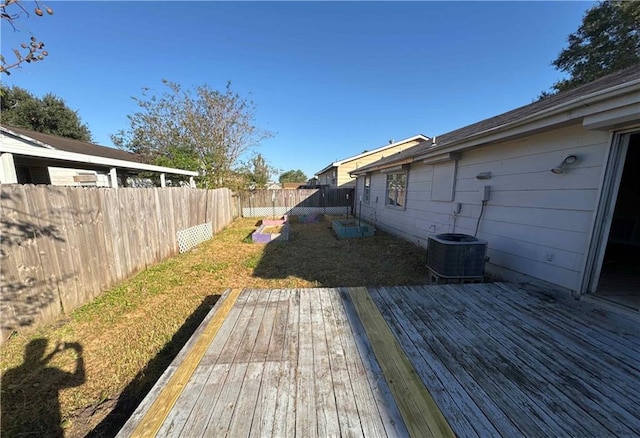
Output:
[{"xmin": 1, "ymin": 1, "xmax": 594, "ymax": 179}]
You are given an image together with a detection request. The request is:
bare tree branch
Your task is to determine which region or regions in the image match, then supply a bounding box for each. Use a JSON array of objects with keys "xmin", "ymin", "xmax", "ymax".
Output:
[{"xmin": 1, "ymin": 0, "xmax": 52, "ymax": 75}]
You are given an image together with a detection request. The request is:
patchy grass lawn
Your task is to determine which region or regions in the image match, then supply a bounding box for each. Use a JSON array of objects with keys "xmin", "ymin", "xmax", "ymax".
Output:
[{"xmin": 0, "ymin": 216, "xmax": 428, "ymax": 437}]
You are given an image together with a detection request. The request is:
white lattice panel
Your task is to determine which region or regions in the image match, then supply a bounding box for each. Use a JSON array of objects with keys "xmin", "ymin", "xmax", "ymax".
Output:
[
  {"xmin": 177, "ymin": 222, "xmax": 213, "ymax": 253},
  {"xmin": 242, "ymin": 206, "xmax": 349, "ymax": 218}
]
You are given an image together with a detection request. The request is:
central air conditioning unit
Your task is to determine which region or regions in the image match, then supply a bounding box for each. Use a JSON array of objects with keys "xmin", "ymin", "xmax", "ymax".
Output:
[{"xmin": 427, "ymin": 233, "xmax": 487, "ymax": 278}]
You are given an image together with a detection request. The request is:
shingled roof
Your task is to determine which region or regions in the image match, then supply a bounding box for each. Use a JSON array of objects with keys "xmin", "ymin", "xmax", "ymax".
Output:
[
  {"xmin": 435, "ymin": 65, "xmax": 640, "ymax": 146},
  {"xmin": 1, "ymin": 125, "xmax": 143, "ymax": 163},
  {"xmin": 352, "ymin": 65, "xmax": 640, "ymax": 174}
]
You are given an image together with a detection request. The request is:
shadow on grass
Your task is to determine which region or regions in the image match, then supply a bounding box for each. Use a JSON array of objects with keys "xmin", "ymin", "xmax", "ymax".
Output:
[
  {"xmin": 1, "ymin": 339, "xmax": 85, "ymax": 438},
  {"xmin": 87, "ymin": 295, "xmax": 219, "ymax": 438},
  {"xmin": 252, "ymin": 219, "xmax": 429, "ymax": 287}
]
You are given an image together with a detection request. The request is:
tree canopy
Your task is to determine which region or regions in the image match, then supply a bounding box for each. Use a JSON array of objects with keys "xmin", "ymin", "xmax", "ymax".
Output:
[
  {"xmin": 279, "ymin": 169, "xmax": 307, "ymax": 184},
  {"xmin": 112, "ymin": 80, "xmax": 272, "ymax": 190},
  {"xmin": 245, "ymin": 153, "xmax": 274, "ymax": 189},
  {"xmin": 549, "ymin": 1, "xmax": 640, "ymax": 94},
  {"xmin": 0, "ymin": 85, "xmax": 92, "ymax": 141}
]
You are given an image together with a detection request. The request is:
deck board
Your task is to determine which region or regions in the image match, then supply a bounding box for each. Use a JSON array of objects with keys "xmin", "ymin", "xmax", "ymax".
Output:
[
  {"xmin": 250, "ymin": 289, "xmax": 287, "ymax": 437},
  {"xmin": 337, "ymin": 288, "xmax": 411, "ymax": 438},
  {"xmin": 312, "ymin": 289, "xmax": 342, "ymax": 436},
  {"xmin": 444, "ymin": 284, "xmax": 633, "ymax": 435},
  {"xmin": 469, "ymin": 283, "xmax": 640, "ymax": 410},
  {"xmin": 368, "ymin": 284, "xmax": 640, "ymax": 437},
  {"xmin": 119, "ymin": 284, "xmax": 640, "ymax": 437},
  {"xmin": 369, "ymin": 286, "xmax": 510, "ymax": 437},
  {"xmin": 405, "ymin": 285, "xmax": 592, "ymax": 437}
]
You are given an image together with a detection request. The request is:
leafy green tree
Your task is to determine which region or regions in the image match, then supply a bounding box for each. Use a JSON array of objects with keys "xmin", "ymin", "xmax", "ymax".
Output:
[
  {"xmin": 112, "ymin": 80, "xmax": 273, "ymax": 189},
  {"xmin": 279, "ymin": 169, "xmax": 307, "ymax": 184},
  {"xmin": 548, "ymin": 1, "xmax": 640, "ymax": 94},
  {"xmin": 246, "ymin": 153, "xmax": 273, "ymax": 188},
  {"xmin": 0, "ymin": 85, "xmax": 92, "ymax": 141},
  {"xmin": 1, "ymin": 1, "xmax": 52, "ymax": 75}
]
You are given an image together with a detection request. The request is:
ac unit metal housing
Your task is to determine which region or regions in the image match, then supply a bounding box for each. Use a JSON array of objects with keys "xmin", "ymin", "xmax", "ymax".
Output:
[{"xmin": 427, "ymin": 233, "xmax": 487, "ymax": 278}]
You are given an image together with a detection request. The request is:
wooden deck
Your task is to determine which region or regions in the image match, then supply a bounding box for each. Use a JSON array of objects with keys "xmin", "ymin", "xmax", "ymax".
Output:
[{"xmin": 118, "ymin": 283, "xmax": 640, "ymax": 437}]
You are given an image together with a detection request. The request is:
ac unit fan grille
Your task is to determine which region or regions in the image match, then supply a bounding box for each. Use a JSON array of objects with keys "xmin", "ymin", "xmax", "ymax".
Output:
[{"xmin": 427, "ymin": 234, "xmax": 487, "ymax": 278}]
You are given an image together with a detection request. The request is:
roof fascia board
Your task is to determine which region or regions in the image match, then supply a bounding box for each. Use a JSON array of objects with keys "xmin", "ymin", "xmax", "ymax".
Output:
[
  {"xmin": 0, "ymin": 142, "xmax": 199, "ymax": 176},
  {"xmin": 420, "ymin": 152, "xmax": 462, "ymax": 164},
  {"xmin": 315, "ymin": 163, "xmax": 338, "ymax": 176},
  {"xmin": 350, "ymin": 157, "xmax": 414, "ymax": 176},
  {"xmin": 582, "ymin": 101, "xmax": 640, "ymax": 130}
]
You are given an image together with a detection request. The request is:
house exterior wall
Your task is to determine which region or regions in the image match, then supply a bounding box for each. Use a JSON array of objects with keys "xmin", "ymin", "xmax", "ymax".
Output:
[
  {"xmin": 48, "ymin": 167, "xmax": 111, "ymax": 187},
  {"xmin": 317, "ymin": 168, "xmax": 337, "ymax": 187},
  {"xmin": 1, "ymin": 133, "xmax": 111, "ymax": 186},
  {"xmin": 338, "ymin": 139, "xmax": 424, "ymax": 188},
  {"xmin": 355, "ymin": 124, "xmax": 611, "ymax": 292}
]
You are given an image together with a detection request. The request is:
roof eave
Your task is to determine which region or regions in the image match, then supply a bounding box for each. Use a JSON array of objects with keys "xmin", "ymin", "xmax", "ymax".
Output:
[
  {"xmin": 428, "ymin": 77, "xmax": 640, "ymax": 154},
  {"xmin": 0, "ymin": 135, "xmax": 199, "ymax": 176}
]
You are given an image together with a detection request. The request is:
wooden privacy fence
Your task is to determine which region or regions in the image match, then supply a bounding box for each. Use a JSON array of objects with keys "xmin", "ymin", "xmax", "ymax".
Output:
[
  {"xmin": 239, "ymin": 188, "xmax": 355, "ymax": 217},
  {"xmin": 0, "ymin": 185, "xmax": 236, "ymax": 342}
]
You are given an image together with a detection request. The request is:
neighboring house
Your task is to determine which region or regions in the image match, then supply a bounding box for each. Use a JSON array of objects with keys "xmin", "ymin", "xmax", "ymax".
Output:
[
  {"xmin": 315, "ymin": 134, "xmax": 429, "ymax": 189},
  {"xmin": 350, "ymin": 66, "xmax": 640, "ymax": 300},
  {"xmin": 0, "ymin": 125, "xmax": 198, "ymax": 187},
  {"xmin": 282, "ymin": 182, "xmax": 307, "ymax": 189},
  {"xmin": 265, "ymin": 181, "xmax": 282, "ymax": 190}
]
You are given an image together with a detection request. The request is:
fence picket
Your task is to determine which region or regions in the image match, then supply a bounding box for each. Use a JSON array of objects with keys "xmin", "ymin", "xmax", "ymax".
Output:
[{"xmin": 0, "ymin": 185, "xmax": 236, "ymax": 342}]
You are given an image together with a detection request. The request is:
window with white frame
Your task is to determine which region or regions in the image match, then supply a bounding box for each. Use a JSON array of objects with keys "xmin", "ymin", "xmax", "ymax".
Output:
[
  {"xmin": 363, "ymin": 174, "xmax": 371, "ymax": 203},
  {"xmin": 385, "ymin": 171, "xmax": 407, "ymax": 208}
]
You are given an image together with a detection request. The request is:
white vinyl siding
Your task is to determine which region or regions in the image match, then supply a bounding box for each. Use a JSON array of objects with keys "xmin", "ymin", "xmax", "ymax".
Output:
[
  {"xmin": 49, "ymin": 167, "xmax": 111, "ymax": 187},
  {"xmin": 358, "ymin": 124, "xmax": 610, "ymax": 291},
  {"xmin": 431, "ymin": 161, "xmax": 457, "ymax": 201}
]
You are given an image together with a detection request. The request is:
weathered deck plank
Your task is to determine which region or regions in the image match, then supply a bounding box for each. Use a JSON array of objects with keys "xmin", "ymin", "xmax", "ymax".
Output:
[
  {"xmin": 370, "ymin": 286, "xmax": 510, "ymax": 437},
  {"xmin": 440, "ymin": 283, "xmax": 635, "ymax": 436},
  {"xmin": 119, "ymin": 284, "xmax": 639, "ymax": 438},
  {"xmin": 227, "ymin": 289, "xmax": 278, "ymax": 436},
  {"xmin": 179, "ymin": 289, "xmax": 259, "ymax": 437},
  {"xmin": 157, "ymin": 291, "xmax": 246, "ymax": 436},
  {"xmin": 337, "ymin": 288, "xmax": 410, "ymax": 438},
  {"xmin": 405, "ymin": 285, "xmax": 594, "ymax": 436},
  {"xmin": 468, "ymin": 283, "xmax": 640, "ymax": 410},
  {"xmin": 203, "ymin": 290, "xmax": 270, "ymax": 436},
  {"xmin": 250, "ymin": 289, "xmax": 287, "ymax": 437},
  {"xmin": 295, "ymin": 288, "xmax": 317, "ymax": 437},
  {"xmin": 311, "ymin": 288, "xmax": 341, "ymax": 436},
  {"xmin": 271, "ymin": 289, "xmax": 299, "ymax": 438},
  {"xmin": 319, "ymin": 288, "xmax": 366, "ymax": 436},
  {"xmin": 463, "ymin": 283, "xmax": 640, "ymax": 432},
  {"xmin": 368, "ymin": 284, "xmax": 640, "ymax": 437},
  {"xmin": 348, "ymin": 287, "xmax": 455, "ymax": 438}
]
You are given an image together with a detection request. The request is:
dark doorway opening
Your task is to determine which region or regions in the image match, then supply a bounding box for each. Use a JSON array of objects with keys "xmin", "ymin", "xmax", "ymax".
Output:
[{"xmin": 596, "ymin": 133, "xmax": 640, "ymax": 310}]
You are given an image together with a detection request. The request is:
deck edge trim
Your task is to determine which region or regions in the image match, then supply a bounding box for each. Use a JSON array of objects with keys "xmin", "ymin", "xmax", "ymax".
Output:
[
  {"xmin": 347, "ymin": 286, "xmax": 455, "ymax": 438},
  {"xmin": 129, "ymin": 287, "xmax": 243, "ymax": 437}
]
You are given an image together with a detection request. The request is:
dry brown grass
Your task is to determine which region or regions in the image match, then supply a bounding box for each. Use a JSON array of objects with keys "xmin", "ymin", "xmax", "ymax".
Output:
[{"xmin": 0, "ymin": 216, "xmax": 428, "ymax": 437}]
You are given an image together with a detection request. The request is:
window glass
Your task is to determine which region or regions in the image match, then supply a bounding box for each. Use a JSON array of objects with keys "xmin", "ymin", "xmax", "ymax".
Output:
[
  {"xmin": 364, "ymin": 174, "xmax": 371, "ymax": 203},
  {"xmin": 386, "ymin": 172, "xmax": 407, "ymax": 208}
]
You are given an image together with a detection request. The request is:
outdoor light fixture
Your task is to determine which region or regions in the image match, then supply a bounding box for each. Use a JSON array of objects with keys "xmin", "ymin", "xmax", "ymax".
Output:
[
  {"xmin": 551, "ymin": 155, "xmax": 578, "ymax": 174},
  {"xmin": 476, "ymin": 171, "xmax": 492, "ymax": 180}
]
